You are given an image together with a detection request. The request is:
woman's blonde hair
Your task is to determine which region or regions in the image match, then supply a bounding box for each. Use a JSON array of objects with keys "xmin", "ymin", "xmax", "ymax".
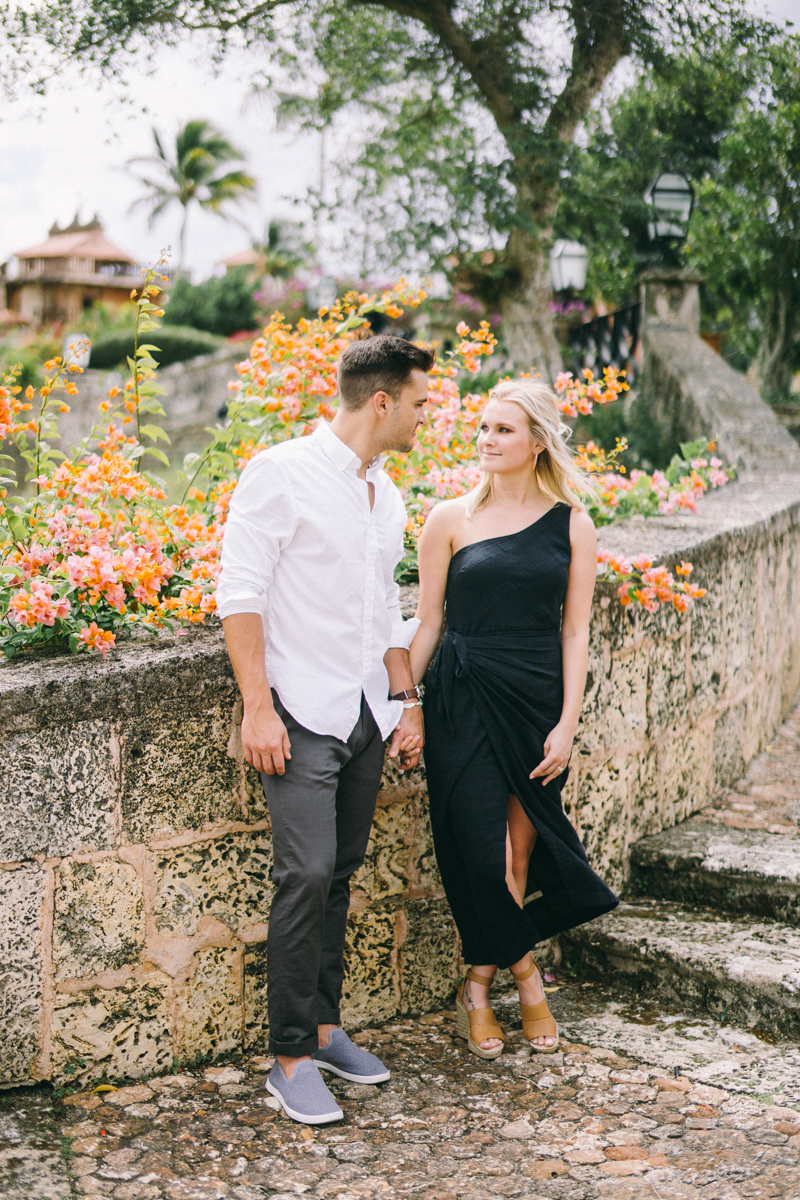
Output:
[{"xmin": 465, "ymin": 377, "xmax": 593, "ymax": 518}]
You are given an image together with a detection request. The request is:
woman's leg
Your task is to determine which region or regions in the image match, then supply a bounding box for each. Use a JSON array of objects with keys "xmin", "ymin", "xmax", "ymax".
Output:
[
  {"xmin": 506, "ymin": 793, "xmax": 537, "ymax": 902},
  {"xmin": 505, "ymin": 795, "xmax": 556, "ymax": 1049}
]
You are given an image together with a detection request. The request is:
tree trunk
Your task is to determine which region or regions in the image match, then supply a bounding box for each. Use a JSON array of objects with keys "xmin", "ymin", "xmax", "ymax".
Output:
[
  {"xmin": 499, "ymin": 174, "xmax": 564, "ymax": 382},
  {"xmin": 499, "ymin": 228, "xmax": 563, "ymax": 381},
  {"xmin": 756, "ymin": 287, "xmax": 798, "ymax": 399}
]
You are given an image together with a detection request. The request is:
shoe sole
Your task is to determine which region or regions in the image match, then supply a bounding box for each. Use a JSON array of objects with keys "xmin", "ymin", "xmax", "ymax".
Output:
[
  {"xmin": 265, "ymin": 1078, "xmax": 343, "ymax": 1125},
  {"xmin": 312, "ymin": 1060, "xmax": 390, "ymax": 1084}
]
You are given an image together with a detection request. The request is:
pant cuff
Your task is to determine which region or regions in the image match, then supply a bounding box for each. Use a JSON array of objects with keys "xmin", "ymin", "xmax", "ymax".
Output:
[
  {"xmin": 268, "ymin": 1033, "xmax": 319, "ymax": 1057},
  {"xmin": 318, "ymin": 1008, "xmax": 340, "ymax": 1025}
]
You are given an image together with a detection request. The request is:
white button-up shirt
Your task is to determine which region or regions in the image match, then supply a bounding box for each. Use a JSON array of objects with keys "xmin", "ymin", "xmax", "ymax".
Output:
[{"xmin": 216, "ymin": 421, "xmax": 419, "ymax": 740}]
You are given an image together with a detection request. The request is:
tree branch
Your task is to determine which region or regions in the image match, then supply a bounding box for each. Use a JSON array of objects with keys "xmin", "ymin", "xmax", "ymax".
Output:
[
  {"xmin": 351, "ymin": 0, "xmax": 520, "ymax": 132},
  {"xmin": 177, "ymin": 0, "xmax": 297, "ymax": 33},
  {"xmin": 544, "ymin": 0, "xmax": 628, "ymax": 144}
]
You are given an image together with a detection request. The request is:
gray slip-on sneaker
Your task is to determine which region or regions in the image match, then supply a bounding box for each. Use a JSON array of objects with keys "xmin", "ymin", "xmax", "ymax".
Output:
[
  {"xmin": 265, "ymin": 1060, "xmax": 343, "ymax": 1125},
  {"xmin": 312, "ymin": 1027, "xmax": 390, "ymax": 1084}
]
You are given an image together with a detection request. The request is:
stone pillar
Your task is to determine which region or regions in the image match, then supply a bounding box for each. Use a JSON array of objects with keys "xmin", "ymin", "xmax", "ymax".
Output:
[{"xmin": 639, "ymin": 268, "xmax": 704, "ymax": 334}]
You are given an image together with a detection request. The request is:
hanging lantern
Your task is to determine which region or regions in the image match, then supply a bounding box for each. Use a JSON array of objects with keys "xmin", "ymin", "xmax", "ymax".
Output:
[
  {"xmin": 306, "ymin": 275, "xmax": 338, "ymax": 312},
  {"xmin": 549, "ymin": 241, "xmax": 589, "ymax": 292},
  {"xmin": 644, "ymin": 172, "xmax": 694, "ymax": 242}
]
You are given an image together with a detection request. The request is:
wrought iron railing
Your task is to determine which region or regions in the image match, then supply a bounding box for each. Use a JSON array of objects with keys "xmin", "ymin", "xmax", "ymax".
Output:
[{"xmin": 566, "ymin": 301, "xmax": 641, "ymax": 384}]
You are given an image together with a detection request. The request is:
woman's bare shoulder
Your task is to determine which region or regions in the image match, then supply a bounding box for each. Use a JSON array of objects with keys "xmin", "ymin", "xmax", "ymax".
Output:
[
  {"xmin": 422, "ymin": 496, "xmax": 469, "ymax": 536},
  {"xmin": 569, "ymin": 506, "xmax": 597, "ymax": 545}
]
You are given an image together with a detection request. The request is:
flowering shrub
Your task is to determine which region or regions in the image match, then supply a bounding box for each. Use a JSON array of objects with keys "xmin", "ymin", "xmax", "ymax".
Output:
[
  {"xmin": 575, "ymin": 436, "xmax": 734, "ymax": 526},
  {"xmin": 597, "ymin": 553, "xmax": 707, "ymax": 615},
  {"xmin": 0, "ymin": 273, "xmax": 727, "ymax": 658}
]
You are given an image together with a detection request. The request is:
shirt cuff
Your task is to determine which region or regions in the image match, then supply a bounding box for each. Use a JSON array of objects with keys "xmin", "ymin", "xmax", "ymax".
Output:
[{"xmin": 388, "ymin": 616, "xmax": 421, "ymax": 650}]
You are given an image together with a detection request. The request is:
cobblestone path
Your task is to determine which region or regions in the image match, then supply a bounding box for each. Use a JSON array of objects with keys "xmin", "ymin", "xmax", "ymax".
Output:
[{"xmin": 14, "ymin": 979, "xmax": 799, "ymax": 1200}]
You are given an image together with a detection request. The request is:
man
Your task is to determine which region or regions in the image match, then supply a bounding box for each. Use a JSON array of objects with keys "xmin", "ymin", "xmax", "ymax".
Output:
[{"xmin": 217, "ymin": 334, "xmax": 432, "ymax": 1126}]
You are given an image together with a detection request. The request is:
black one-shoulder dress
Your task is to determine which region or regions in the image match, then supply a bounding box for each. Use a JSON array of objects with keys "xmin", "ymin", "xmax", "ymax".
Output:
[{"xmin": 422, "ymin": 502, "xmax": 618, "ymax": 969}]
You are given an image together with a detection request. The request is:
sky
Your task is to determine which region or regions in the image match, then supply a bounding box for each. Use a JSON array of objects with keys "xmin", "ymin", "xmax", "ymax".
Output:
[{"xmin": 1, "ymin": 0, "xmax": 798, "ymax": 284}]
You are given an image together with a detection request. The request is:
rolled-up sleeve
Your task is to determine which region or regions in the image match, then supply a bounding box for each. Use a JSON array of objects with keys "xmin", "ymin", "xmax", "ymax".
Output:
[{"xmin": 215, "ymin": 452, "xmax": 296, "ymax": 620}]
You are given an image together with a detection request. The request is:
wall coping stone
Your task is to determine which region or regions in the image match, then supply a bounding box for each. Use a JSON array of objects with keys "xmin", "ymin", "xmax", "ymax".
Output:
[{"xmin": 3, "ymin": 473, "xmax": 798, "ymax": 728}]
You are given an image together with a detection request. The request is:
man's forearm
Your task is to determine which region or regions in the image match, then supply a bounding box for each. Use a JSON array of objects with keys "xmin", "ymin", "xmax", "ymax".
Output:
[
  {"xmin": 384, "ymin": 647, "xmax": 415, "ymax": 696},
  {"xmin": 222, "ymin": 613, "xmax": 274, "ymax": 711}
]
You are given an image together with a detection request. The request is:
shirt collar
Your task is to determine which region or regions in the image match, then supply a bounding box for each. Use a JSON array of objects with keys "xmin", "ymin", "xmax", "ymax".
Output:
[{"xmin": 313, "ymin": 421, "xmax": 384, "ymax": 479}]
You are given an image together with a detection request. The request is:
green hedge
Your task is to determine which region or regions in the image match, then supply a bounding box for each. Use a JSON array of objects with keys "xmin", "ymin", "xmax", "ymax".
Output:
[
  {"xmin": 89, "ymin": 326, "xmax": 226, "ymax": 369},
  {"xmin": 164, "ymin": 268, "xmax": 259, "ymax": 337}
]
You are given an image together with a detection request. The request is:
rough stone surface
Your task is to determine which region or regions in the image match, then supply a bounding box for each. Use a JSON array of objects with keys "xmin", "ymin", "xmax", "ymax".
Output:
[
  {"xmin": 54, "ymin": 859, "xmax": 145, "ymax": 981},
  {"xmin": 0, "ymin": 720, "xmax": 118, "ymax": 860},
  {"xmin": 0, "ymin": 865, "xmax": 44, "ymax": 1086},
  {"xmin": 640, "ymin": 273, "xmax": 800, "ymax": 474},
  {"xmin": 151, "ymin": 833, "xmax": 273, "ymax": 940},
  {"xmin": 563, "ymin": 901, "xmax": 800, "ymax": 1041},
  {"xmin": 173, "ymin": 948, "xmax": 243, "ymax": 1063},
  {"xmin": 631, "ymin": 822, "xmax": 800, "ymax": 925},
  {"xmin": 52, "ymin": 972, "xmax": 173, "ymax": 1083},
  {"xmin": 120, "ymin": 698, "xmax": 244, "ymax": 844},
  {"xmin": 0, "ymin": 1086, "xmax": 72, "ymax": 1199},
  {"xmin": 7, "ymin": 981, "xmax": 797, "ymax": 1200}
]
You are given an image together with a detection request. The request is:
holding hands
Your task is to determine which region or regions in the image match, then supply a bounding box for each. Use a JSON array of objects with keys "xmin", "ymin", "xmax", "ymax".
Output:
[{"xmin": 387, "ymin": 703, "xmax": 425, "ymax": 772}]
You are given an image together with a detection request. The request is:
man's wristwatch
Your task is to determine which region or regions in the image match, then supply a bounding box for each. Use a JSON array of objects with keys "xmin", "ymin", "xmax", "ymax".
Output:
[{"xmin": 390, "ymin": 686, "xmax": 421, "ymax": 702}]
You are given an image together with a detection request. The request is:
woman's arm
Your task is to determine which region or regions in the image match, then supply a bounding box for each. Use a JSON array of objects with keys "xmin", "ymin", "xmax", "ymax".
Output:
[
  {"xmin": 530, "ymin": 507, "xmax": 597, "ymax": 786},
  {"xmin": 409, "ymin": 501, "xmax": 459, "ymax": 684}
]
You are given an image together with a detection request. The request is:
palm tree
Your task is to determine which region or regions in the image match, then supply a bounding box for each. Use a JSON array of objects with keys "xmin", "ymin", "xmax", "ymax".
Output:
[{"xmin": 129, "ymin": 120, "xmax": 257, "ymax": 272}]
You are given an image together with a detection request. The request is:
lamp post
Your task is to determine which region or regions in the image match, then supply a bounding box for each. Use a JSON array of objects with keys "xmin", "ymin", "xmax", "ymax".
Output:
[
  {"xmin": 306, "ymin": 275, "xmax": 338, "ymax": 313},
  {"xmin": 549, "ymin": 240, "xmax": 589, "ymax": 293},
  {"xmin": 643, "ymin": 172, "xmax": 694, "ymax": 249}
]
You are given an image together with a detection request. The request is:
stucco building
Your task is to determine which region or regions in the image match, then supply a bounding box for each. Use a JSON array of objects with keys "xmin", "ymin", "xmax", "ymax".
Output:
[{"xmin": 2, "ymin": 215, "xmax": 142, "ymax": 326}]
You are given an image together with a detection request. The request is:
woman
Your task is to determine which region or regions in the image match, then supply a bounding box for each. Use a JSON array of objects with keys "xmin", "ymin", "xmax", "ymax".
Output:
[{"xmin": 409, "ymin": 378, "xmax": 618, "ymax": 1059}]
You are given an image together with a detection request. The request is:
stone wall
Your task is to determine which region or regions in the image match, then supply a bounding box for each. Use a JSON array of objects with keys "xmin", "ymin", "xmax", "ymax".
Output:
[
  {"xmin": 639, "ymin": 269, "xmax": 800, "ymax": 476},
  {"xmin": 2, "ymin": 473, "xmax": 800, "ymax": 1089},
  {"xmin": 0, "ymin": 626, "xmax": 456, "ymax": 1089},
  {"xmin": 56, "ymin": 347, "xmax": 242, "ymax": 462},
  {"xmin": 2, "ymin": 275, "xmax": 800, "ymax": 1088}
]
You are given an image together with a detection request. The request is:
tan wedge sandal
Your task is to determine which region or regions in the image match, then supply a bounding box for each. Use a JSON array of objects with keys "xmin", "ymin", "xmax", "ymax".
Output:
[
  {"xmin": 455, "ymin": 968, "xmax": 506, "ymax": 1060},
  {"xmin": 511, "ymin": 958, "xmax": 559, "ymax": 1054}
]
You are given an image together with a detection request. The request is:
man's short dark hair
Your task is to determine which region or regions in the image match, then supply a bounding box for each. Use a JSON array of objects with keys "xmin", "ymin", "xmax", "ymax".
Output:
[{"xmin": 337, "ymin": 335, "xmax": 435, "ymax": 411}]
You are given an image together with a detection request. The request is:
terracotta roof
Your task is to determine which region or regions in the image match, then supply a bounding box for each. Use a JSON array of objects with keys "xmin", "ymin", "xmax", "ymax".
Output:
[
  {"xmin": 14, "ymin": 229, "xmax": 137, "ymax": 263},
  {"xmin": 218, "ymin": 248, "xmax": 262, "ymax": 268}
]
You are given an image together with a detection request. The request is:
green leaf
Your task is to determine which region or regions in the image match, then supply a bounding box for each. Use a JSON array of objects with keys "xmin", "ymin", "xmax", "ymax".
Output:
[
  {"xmin": 143, "ymin": 446, "xmax": 170, "ymax": 466},
  {"xmin": 139, "ymin": 423, "xmax": 170, "ymax": 443}
]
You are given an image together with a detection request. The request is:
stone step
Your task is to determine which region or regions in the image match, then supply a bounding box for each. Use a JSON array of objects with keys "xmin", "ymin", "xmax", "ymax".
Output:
[
  {"xmin": 561, "ymin": 899, "xmax": 800, "ymax": 1041},
  {"xmin": 630, "ymin": 817, "xmax": 800, "ymax": 924}
]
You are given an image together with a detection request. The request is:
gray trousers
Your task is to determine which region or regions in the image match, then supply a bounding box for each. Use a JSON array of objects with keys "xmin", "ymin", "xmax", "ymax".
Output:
[{"xmin": 260, "ymin": 691, "xmax": 386, "ymax": 1056}]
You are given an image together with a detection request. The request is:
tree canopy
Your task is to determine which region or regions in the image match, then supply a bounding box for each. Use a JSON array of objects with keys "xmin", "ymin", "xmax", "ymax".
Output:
[
  {"xmin": 2, "ymin": 0, "xmax": 779, "ymax": 376},
  {"xmin": 557, "ymin": 38, "xmax": 800, "ymax": 398}
]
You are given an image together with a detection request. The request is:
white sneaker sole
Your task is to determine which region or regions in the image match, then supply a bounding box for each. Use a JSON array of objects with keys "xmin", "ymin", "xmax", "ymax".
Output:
[
  {"xmin": 265, "ymin": 1078, "xmax": 343, "ymax": 1125},
  {"xmin": 312, "ymin": 1059, "xmax": 390, "ymax": 1084}
]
